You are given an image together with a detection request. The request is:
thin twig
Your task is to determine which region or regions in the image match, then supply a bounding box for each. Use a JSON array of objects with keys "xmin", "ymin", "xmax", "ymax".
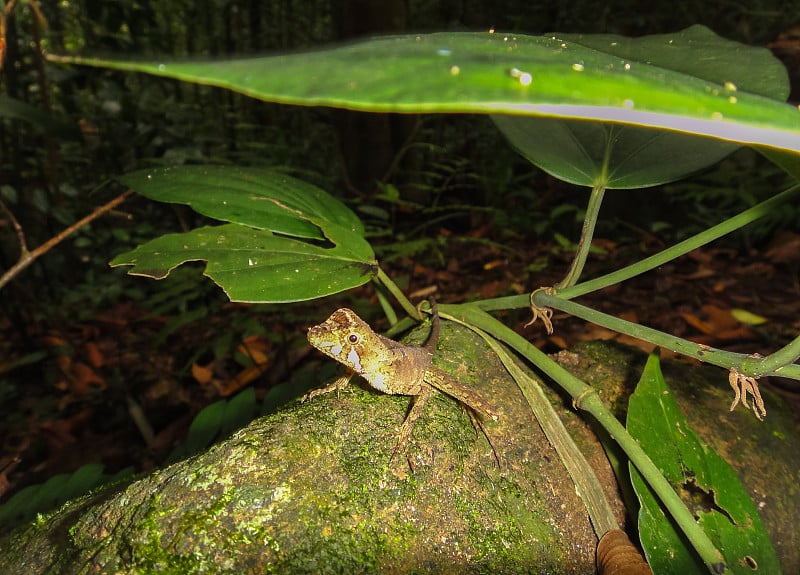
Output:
[
  {"xmin": 0, "ymin": 190, "xmax": 134, "ymax": 291},
  {"xmin": 0, "ymin": 197, "xmax": 29, "ymax": 254}
]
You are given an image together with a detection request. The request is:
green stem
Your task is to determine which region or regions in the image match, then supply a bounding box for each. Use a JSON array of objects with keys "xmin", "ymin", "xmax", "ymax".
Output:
[
  {"xmin": 440, "ymin": 303, "xmax": 726, "ymax": 573},
  {"xmin": 741, "ymin": 333, "xmax": 800, "ymax": 377},
  {"xmin": 476, "ymin": 183, "xmax": 800, "ymax": 311},
  {"xmin": 533, "ymin": 291, "xmax": 800, "ymax": 380},
  {"xmin": 557, "ymin": 185, "xmax": 606, "ymax": 289},
  {"xmin": 374, "ymin": 267, "xmax": 421, "ymax": 321},
  {"xmin": 561, "ymin": 183, "xmax": 800, "ymax": 300},
  {"xmin": 374, "ymin": 288, "xmax": 399, "ymax": 326}
]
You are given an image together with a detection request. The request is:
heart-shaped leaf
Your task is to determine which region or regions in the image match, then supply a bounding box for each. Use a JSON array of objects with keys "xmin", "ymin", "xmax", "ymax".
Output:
[{"xmin": 491, "ymin": 116, "xmax": 739, "ymax": 188}]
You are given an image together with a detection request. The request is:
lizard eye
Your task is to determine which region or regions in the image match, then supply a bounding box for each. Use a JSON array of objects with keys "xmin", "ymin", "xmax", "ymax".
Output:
[{"xmin": 348, "ymin": 333, "xmax": 359, "ymax": 344}]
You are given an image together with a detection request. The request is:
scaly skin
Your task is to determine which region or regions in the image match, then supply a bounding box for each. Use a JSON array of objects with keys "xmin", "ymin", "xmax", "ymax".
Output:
[{"xmin": 306, "ymin": 307, "xmax": 499, "ymax": 458}]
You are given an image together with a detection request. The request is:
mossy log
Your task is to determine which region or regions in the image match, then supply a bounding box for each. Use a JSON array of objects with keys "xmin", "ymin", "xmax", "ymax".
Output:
[{"xmin": 0, "ymin": 321, "xmax": 797, "ymax": 574}]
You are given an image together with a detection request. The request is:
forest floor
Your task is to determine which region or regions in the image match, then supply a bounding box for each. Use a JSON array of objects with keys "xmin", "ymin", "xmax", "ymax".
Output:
[{"xmin": 1, "ymin": 223, "xmax": 799, "ymax": 515}]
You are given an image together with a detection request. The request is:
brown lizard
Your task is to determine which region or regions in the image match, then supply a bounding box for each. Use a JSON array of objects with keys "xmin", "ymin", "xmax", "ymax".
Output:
[{"xmin": 304, "ymin": 302, "xmax": 499, "ymax": 460}]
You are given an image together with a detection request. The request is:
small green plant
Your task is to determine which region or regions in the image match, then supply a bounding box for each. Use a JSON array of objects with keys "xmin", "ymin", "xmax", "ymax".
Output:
[{"xmin": 52, "ymin": 25, "xmax": 800, "ymax": 574}]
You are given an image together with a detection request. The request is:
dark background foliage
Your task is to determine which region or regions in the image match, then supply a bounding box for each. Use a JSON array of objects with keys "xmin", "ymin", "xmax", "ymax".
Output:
[{"xmin": 1, "ymin": 0, "xmax": 799, "ymax": 522}]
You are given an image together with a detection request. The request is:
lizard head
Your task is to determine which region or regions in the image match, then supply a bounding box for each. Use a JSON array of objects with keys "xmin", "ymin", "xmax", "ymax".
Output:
[{"xmin": 307, "ymin": 308, "xmax": 385, "ymax": 375}]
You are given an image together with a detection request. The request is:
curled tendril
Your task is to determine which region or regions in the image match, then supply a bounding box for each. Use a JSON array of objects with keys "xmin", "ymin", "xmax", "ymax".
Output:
[
  {"xmin": 525, "ymin": 287, "xmax": 555, "ymax": 335},
  {"xmin": 728, "ymin": 370, "xmax": 766, "ymax": 420}
]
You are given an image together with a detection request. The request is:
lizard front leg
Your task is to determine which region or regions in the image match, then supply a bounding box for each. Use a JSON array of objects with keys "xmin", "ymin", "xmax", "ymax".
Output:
[{"xmin": 301, "ymin": 369, "xmax": 355, "ymax": 402}]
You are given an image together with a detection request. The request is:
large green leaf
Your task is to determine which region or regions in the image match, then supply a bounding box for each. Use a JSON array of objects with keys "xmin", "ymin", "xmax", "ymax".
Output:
[
  {"xmin": 118, "ymin": 166, "xmax": 365, "ymax": 241},
  {"xmin": 111, "ymin": 167, "xmax": 376, "ymax": 302},
  {"xmin": 491, "ymin": 26, "xmax": 790, "ymax": 188},
  {"xmin": 558, "ymin": 27, "xmax": 787, "ymax": 99},
  {"xmin": 627, "ymin": 354, "xmax": 780, "ymax": 574},
  {"xmin": 50, "ymin": 26, "xmax": 800, "ymax": 153},
  {"xmin": 491, "ymin": 117, "xmax": 739, "ymax": 188}
]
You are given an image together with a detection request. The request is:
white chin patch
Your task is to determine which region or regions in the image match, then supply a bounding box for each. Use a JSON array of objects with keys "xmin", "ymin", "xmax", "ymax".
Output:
[
  {"xmin": 347, "ymin": 348, "xmax": 363, "ymax": 372},
  {"xmin": 331, "ymin": 345, "xmax": 343, "ymax": 356}
]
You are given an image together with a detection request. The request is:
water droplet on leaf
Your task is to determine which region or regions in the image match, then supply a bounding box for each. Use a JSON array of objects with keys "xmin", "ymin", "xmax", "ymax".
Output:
[{"xmin": 509, "ymin": 68, "xmax": 532, "ymax": 86}]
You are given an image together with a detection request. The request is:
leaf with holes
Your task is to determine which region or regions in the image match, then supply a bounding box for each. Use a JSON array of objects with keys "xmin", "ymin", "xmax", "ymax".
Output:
[
  {"xmin": 627, "ymin": 353, "xmax": 780, "ymax": 574},
  {"xmin": 111, "ymin": 222, "xmax": 376, "ymax": 303}
]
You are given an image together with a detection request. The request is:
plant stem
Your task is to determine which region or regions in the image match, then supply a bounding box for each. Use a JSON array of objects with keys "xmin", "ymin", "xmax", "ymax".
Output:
[
  {"xmin": 374, "ymin": 267, "xmax": 421, "ymax": 320},
  {"xmin": 560, "ymin": 183, "xmax": 800, "ymax": 300},
  {"xmin": 741, "ymin": 334, "xmax": 800, "ymax": 377},
  {"xmin": 374, "ymin": 287, "xmax": 399, "ymax": 326},
  {"xmin": 557, "ymin": 185, "xmax": 606, "ymax": 289},
  {"xmin": 467, "ymin": 184, "xmax": 800, "ymax": 380},
  {"xmin": 533, "ymin": 291, "xmax": 800, "ymax": 380},
  {"xmin": 476, "ymin": 183, "xmax": 800, "ymax": 311},
  {"xmin": 441, "ymin": 303, "xmax": 726, "ymax": 573}
]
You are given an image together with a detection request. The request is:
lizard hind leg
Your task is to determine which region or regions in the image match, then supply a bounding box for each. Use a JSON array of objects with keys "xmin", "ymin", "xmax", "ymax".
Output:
[
  {"xmin": 465, "ymin": 407, "xmax": 502, "ymax": 469},
  {"xmin": 391, "ymin": 385, "xmax": 434, "ymax": 464}
]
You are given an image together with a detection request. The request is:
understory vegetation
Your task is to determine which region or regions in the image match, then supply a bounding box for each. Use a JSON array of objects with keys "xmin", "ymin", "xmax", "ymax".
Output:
[{"xmin": 1, "ymin": 1, "xmax": 800, "ymax": 573}]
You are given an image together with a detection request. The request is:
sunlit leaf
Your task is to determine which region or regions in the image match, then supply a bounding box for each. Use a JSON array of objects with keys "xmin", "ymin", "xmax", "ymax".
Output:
[{"xmin": 730, "ymin": 309, "xmax": 768, "ymax": 326}]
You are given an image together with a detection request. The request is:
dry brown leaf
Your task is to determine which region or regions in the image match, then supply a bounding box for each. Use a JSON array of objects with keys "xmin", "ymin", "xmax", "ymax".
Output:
[
  {"xmin": 238, "ymin": 335, "xmax": 271, "ymax": 366},
  {"xmin": 221, "ymin": 364, "xmax": 269, "ymax": 396},
  {"xmin": 69, "ymin": 362, "xmax": 106, "ymax": 397},
  {"xmin": 191, "ymin": 362, "xmax": 214, "ymax": 384},
  {"xmin": 84, "ymin": 341, "xmax": 104, "ymax": 368},
  {"xmin": 765, "ymin": 230, "xmax": 800, "ymax": 265}
]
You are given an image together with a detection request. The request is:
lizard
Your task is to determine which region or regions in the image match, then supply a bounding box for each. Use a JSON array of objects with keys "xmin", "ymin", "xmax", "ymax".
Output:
[{"xmin": 304, "ymin": 301, "xmax": 499, "ymax": 461}]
